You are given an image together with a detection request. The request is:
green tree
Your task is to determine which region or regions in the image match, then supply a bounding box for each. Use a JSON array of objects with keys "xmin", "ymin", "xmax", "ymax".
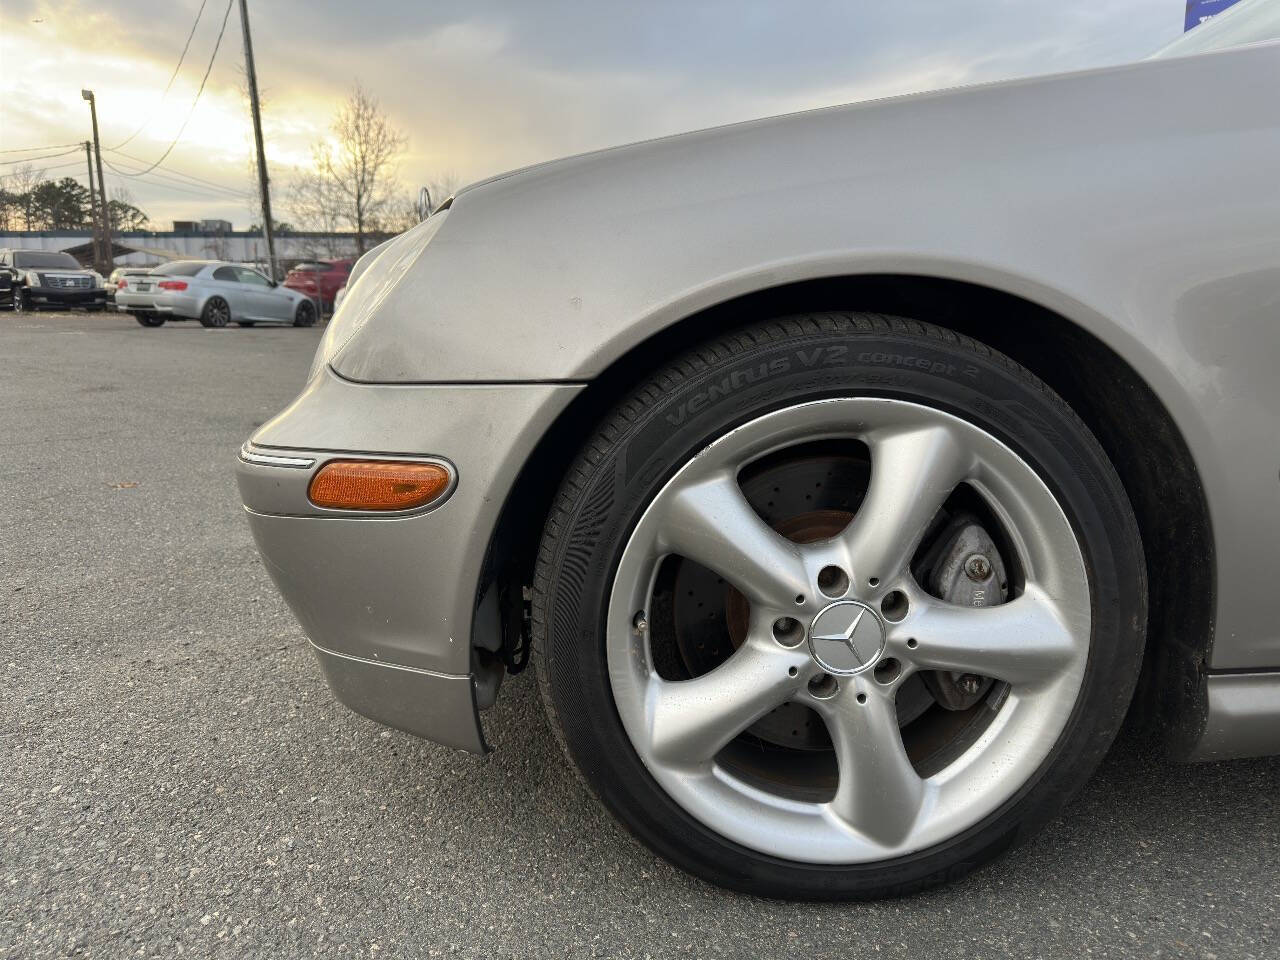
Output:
[
  {"xmin": 30, "ymin": 177, "xmax": 91, "ymax": 229},
  {"xmin": 108, "ymin": 199, "xmax": 150, "ymax": 231},
  {"xmin": 106, "ymin": 186, "xmax": 150, "ymax": 232}
]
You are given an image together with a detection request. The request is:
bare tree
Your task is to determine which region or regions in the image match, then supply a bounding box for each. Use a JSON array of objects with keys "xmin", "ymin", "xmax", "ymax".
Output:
[
  {"xmin": 322, "ymin": 84, "xmax": 407, "ymax": 253},
  {"xmin": 0, "ymin": 177, "xmax": 17, "ymax": 232},
  {"xmin": 287, "ymin": 144, "xmax": 348, "ymax": 258},
  {"xmin": 7, "ymin": 164, "xmax": 46, "ymax": 230}
]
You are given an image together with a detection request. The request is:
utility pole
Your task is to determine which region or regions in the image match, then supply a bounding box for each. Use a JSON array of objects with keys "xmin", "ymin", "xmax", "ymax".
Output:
[
  {"xmin": 83, "ymin": 141, "xmax": 104, "ymax": 271},
  {"xmin": 238, "ymin": 0, "xmax": 278, "ymax": 280},
  {"xmin": 81, "ymin": 90, "xmax": 113, "ymax": 270}
]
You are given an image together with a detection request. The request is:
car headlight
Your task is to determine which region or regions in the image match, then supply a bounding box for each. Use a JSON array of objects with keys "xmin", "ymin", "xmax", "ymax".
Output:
[
  {"xmin": 26, "ymin": 271, "xmax": 41, "ymax": 286},
  {"xmin": 308, "ymin": 208, "xmax": 451, "ymax": 380},
  {"xmin": 91, "ymin": 271, "xmax": 105, "ymax": 287}
]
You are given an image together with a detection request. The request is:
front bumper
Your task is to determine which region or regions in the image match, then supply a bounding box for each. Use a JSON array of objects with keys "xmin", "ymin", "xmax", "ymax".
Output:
[
  {"xmin": 237, "ymin": 366, "xmax": 581, "ymax": 752},
  {"xmin": 26, "ymin": 286, "xmax": 106, "ymax": 308}
]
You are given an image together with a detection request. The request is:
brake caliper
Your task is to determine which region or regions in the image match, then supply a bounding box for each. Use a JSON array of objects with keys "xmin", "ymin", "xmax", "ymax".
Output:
[{"xmin": 922, "ymin": 517, "xmax": 1008, "ymax": 711}]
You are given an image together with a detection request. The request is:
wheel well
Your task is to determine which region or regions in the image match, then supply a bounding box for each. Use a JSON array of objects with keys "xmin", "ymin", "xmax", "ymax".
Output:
[{"xmin": 484, "ymin": 275, "xmax": 1212, "ymax": 752}]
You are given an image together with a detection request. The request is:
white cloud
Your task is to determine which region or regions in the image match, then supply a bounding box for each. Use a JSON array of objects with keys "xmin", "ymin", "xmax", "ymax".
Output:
[{"xmin": 0, "ymin": 0, "xmax": 1188, "ymax": 227}]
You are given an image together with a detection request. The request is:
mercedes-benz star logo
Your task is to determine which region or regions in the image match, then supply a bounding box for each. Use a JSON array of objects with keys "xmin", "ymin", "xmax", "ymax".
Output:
[{"xmin": 807, "ymin": 600, "xmax": 887, "ymax": 676}]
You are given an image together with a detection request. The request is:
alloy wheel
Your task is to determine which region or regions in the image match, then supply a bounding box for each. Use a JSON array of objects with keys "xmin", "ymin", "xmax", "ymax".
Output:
[
  {"xmin": 294, "ymin": 300, "xmax": 316, "ymax": 327},
  {"xmin": 606, "ymin": 397, "xmax": 1090, "ymax": 863},
  {"xmin": 204, "ymin": 299, "xmax": 230, "ymax": 327}
]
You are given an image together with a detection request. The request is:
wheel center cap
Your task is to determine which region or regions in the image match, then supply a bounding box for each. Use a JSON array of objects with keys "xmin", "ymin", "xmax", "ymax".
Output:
[{"xmin": 808, "ymin": 600, "xmax": 886, "ymax": 676}]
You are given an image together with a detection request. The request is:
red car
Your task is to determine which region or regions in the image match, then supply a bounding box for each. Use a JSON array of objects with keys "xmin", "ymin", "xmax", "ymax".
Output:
[{"xmin": 282, "ymin": 259, "xmax": 353, "ymax": 310}]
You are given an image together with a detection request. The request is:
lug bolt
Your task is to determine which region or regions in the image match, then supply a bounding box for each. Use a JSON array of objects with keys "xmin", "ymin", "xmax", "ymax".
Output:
[
  {"xmin": 964, "ymin": 554, "xmax": 992, "ymax": 582},
  {"xmin": 633, "ymin": 612, "xmax": 648, "ymax": 636},
  {"xmin": 956, "ymin": 674, "xmax": 983, "ymax": 696}
]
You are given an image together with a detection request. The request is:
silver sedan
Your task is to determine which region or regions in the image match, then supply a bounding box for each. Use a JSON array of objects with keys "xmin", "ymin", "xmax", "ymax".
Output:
[
  {"xmin": 237, "ymin": 2, "xmax": 1280, "ymax": 899},
  {"xmin": 117, "ymin": 260, "xmax": 318, "ymax": 328}
]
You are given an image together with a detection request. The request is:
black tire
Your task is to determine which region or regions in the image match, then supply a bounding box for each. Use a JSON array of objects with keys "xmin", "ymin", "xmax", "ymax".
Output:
[
  {"xmin": 133, "ymin": 312, "xmax": 165, "ymax": 327},
  {"xmin": 532, "ymin": 313, "xmax": 1146, "ymax": 900},
  {"xmin": 13, "ymin": 289, "xmax": 30, "ymax": 313},
  {"xmin": 200, "ymin": 297, "xmax": 230, "ymax": 328},
  {"xmin": 235, "ymin": 321, "xmax": 257, "ymax": 327},
  {"xmin": 293, "ymin": 300, "xmax": 316, "ymax": 327}
]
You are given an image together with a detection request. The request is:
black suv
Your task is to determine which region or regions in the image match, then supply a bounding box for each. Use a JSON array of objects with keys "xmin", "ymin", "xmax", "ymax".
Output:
[{"xmin": 0, "ymin": 249, "xmax": 108, "ymax": 312}]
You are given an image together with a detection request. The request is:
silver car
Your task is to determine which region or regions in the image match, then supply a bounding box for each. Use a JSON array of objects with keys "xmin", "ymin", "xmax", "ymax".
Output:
[
  {"xmin": 104, "ymin": 266, "xmax": 155, "ymax": 303},
  {"xmin": 117, "ymin": 260, "xmax": 318, "ymax": 328},
  {"xmin": 237, "ymin": 3, "xmax": 1280, "ymax": 899}
]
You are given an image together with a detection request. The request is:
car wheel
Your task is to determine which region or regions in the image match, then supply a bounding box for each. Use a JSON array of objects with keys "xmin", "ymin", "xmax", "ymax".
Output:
[
  {"xmin": 532, "ymin": 313, "xmax": 1145, "ymax": 900},
  {"xmin": 293, "ymin": 300, "xmax": 316, "ymax": 327},
  {"xmin": 200, "ymin": 297, "xmax": 230, "ymax": 328},
  {"xmin": 13, "ymin": 289, "xmax": 29, "ymax": 313},
  {"xmin": 133, "ymin": 312, "xmax": 165, "ymax": 328}
]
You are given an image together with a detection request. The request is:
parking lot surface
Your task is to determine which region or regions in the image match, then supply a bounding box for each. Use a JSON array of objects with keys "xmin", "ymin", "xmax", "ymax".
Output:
[{"xmin": 2, "ymin": 312, "xmax": 1278, "ymax": 959}]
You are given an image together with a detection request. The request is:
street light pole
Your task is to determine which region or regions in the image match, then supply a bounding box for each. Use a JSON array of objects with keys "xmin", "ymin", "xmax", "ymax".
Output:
[
  {"xmin": 81, "ymin": 90, "xmax": 113, "ymax": 270},
  {"xmin": 237, "ymin": 0, "xmax": 278, "ymax": 280},
  {"xmin": 83, "ymin": 140, "xmax": 104, "ymax": 271}
]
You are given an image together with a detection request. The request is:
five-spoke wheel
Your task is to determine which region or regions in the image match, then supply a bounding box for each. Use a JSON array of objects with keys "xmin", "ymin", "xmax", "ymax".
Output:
[
  {"xmin": 608, "ymin": 398, "xmax": 1089, "ymax": 860},
  {"xmin": 534, "ymin": 314, "xmax": 1144, "ymax": 898}
]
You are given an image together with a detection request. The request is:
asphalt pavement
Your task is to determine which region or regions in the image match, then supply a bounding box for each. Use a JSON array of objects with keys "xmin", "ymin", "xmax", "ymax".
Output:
[{"xmin": 2, "ymin": 311, "xmax": 1277, "ymax": 959}]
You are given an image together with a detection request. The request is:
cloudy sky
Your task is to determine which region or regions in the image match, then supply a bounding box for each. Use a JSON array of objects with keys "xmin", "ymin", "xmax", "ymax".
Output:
[{"xmin": 1, "ymin": 1, "xmax": 1194, "ymax": 229}]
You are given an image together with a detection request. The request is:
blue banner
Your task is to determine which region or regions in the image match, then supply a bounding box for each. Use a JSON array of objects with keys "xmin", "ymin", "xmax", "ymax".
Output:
[{"xmin": 1185, "ymin": 0, "xmax": 1245, "ymax": 31}]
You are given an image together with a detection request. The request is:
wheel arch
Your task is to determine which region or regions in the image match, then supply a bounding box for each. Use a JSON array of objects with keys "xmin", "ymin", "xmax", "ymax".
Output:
[{"xmin": 481, "ymin": 274, "xmax": 1213, "ymax": 755}]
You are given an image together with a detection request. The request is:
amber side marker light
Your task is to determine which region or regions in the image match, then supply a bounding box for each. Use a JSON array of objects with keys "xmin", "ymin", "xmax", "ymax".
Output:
[{"xmin": 308, "ymin": 460, "xmax": 453, "ymax": 512}]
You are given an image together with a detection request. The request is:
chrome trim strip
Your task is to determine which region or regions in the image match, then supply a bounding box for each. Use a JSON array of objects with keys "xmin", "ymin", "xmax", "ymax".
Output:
[
  {"xmin": 238, "ymin": 443, "xmax": 315, "ymax": 469},
  {"xmin": 308, "ymin": 639, "xmax": 468, "ymax": 681}
]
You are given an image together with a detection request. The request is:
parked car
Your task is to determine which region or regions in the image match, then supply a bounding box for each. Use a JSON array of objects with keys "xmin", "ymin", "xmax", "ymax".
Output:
[
  {"xmin": 116, "ymin": 260, "xmax": 318, "ymax": 328},
  {"xmin": 105, "ymin": 267, "xmax": 156, "ymax": 304},
  {"xmin": 237, "ymin": 2, "xmax": 1280, "ymax": 900},
  {"xmin": 0, "ymin": 248, "xmax": 107, "ymax": 312},
  {"xmin": 283, "ymin": 259, "xmax": 354, "ymax": 310}
]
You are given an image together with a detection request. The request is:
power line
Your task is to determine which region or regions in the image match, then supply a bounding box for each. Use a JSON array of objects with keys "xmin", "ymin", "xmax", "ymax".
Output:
[
  {"xmin": 102, "ymin": 155, "xmax": 249, "ymax": 200},
  {"xmin": 107, "ymin": 0, "xmax": 211, "ymax": 151},
  {"xmin": 110, "ymin": 0, "xmax": 234, "ymax": 179},
  {"xmin": 0, "ymin": 142, "xmax": 83, "ymax": 154},
  {"xmin": 106, "ymin": 162, "xmax": 249, "ymax": 200},
  {"xmin": 0, "ymin": 147, "xmax": 83, "ymax": 165},
  {"xmin": 104, "ymin": 164, "xmax": 243, "ymax": 200},
  {"xmin": 31, "ymin": 159, "xmax": 88, "ymax": 174},
  {"xmin": 105, "ymin": 147, "xmax": 248, "ymax": 196},
  {"xmin": 102, "ymin": 165, "xmax": 244, "ymax": 200},
  {"xmin": 36, "ymin": 168, "xmax": 242, "ymax": 205}
]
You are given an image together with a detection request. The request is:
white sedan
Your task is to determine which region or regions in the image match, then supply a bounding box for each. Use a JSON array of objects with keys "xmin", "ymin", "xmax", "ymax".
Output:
[{"xmin": 116, "ymin": 260, "xmax": 318, "ymax": 328}]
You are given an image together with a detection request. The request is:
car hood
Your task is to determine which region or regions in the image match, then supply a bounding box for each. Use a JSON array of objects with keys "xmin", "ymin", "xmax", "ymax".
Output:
[{"xmin": 325, "ymin": 41, "xmax": 1279, "ymax": 383}]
